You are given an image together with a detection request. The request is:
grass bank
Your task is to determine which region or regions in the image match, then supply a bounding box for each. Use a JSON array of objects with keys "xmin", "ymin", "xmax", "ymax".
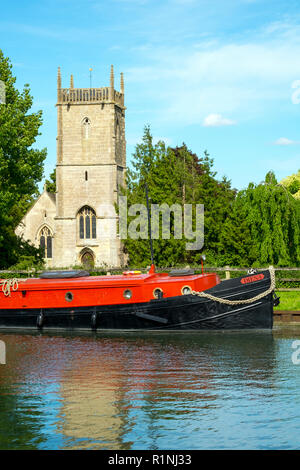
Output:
[{"xmin": 274, "ymin": 291, "xmax": 300, "ymax": 311}]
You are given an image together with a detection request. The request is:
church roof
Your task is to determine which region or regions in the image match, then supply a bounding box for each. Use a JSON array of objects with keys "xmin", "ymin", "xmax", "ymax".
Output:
[
  {"xmin": 47, "ymin": 191, "xmax": 56, "ymax": 203},
  {"xmin": 17, "ymin": 189, "xmax": 56, "ymax": 226}
]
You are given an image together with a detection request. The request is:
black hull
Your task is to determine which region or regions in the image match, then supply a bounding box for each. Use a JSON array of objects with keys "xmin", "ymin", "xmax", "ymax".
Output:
[{"xmin": 0, "ymin": 270, "xmax": 274, "ymax": 331}]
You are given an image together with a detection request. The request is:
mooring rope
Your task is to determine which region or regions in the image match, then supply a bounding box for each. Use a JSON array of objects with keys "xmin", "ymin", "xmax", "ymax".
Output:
[
  {"xmin": 191, "ymin": 266, "xmax": 276, "ymax": 305},
  {"xmin": 0, "ymin": 279, "xmax": 19, "ymax": 297}
]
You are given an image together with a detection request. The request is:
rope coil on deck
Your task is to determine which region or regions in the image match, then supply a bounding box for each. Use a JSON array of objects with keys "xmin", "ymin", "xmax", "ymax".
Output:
[
  {"xmin": 191, "ymin": 266, "xmax": 276, "ymax": 305},
  {"xmin": 1, "ymin": 279, "xmax": 19, "ymax": 297}
]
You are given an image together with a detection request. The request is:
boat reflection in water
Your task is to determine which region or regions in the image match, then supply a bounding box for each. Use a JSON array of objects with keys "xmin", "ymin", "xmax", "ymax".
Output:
[{"xmin": 0, "ymin": 329, "xmax": 283, "ymax": 450}]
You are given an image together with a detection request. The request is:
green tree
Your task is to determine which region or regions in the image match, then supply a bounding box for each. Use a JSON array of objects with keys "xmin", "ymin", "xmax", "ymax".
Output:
[
  {"xmin": 280, "ymin": 169, "xmax": 300, "ymax": 199},
  {"xmin": 220, "ymin": 172, "xmax": 300, "ymax": 266},
  {"xmin": 123, "ymin": 127, "xmax": 185, "ymax": 266},
  {"xmin": 0, "ymin": 49, "xmax": 47, "ymax": 268},
  {"xmin": 45, "ymin": 168, "xmax": 56, "ymax": 193},
  {"xmin": 122, "ymin": 125, "xmax": 236, "ymax": 267}
]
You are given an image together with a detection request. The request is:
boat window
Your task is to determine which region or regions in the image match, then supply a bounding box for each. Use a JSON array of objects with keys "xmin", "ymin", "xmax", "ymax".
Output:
[
  {"xmin": 153, "ymin": 288, "xmax": 163, "ymax": 299},
  {"xmin": 181, "ymin": 285, "xmax": 192, "ymax": 295},
  {"xmin": 123, "ymin": 289, "xmax": 132, "ymax": 299},
  {"xmin": 65, "ymin": 292, "xmax": 73, "ymax": 302}
]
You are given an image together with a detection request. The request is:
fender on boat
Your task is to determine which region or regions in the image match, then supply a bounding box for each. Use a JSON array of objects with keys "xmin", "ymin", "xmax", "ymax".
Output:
[
  {"xmin": 39, "ymin": 270, "xmax": 90, "ymax": 279},
  {"xmin": 169, "ymin": 268, "xmax": 195, "ymax": 277}
]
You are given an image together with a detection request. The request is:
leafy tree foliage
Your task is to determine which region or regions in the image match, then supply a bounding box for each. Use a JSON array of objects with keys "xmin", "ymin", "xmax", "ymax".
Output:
[
  {"xmin": 220, "ymin": 172, "xmax": 300, "ymax": 266},
  {"xmin": 122, "ymin": 125, "xmax": 236, "ymax": 267},
  {"xmin": 45, "ymin": 168, "xmax": 56, "ymax": 193},
  {"xmin": 123, "ymin": 127, "xmax": 300, "ymax": 268},
  {"xmin": 0, "ymin": 49, "xmax": 46, "ymax": 268},
  {"xmin": 280, "ymin": 169, "xmax": 300, "ymax": 199}
]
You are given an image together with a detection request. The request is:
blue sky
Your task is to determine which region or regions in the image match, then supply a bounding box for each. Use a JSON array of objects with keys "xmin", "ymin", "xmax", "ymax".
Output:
[{"xmin": 1, "ymin": 0, "xmax": 300, "ymax": 190}]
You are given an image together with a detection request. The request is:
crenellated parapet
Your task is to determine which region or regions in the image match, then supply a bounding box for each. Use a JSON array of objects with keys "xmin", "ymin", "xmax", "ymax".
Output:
[
  {"xmin": 56, "ymin": 65, "xmax": 124, "ymax": 108},
  {"xmin": 59, "ymin": 87, "xmax": 124, "ymax": 107}
]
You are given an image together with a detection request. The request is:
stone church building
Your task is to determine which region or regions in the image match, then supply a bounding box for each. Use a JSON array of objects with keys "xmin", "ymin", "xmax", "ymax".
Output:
[{"xmin": 16, "ymin": 66, "xmax": 126, "ymax": 269}]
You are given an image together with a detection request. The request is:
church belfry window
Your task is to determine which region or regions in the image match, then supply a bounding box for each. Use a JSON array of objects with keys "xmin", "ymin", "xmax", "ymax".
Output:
[
  {"xmin": 39, "ymin": 226, "xmax": 53, "ymax": 259},
  {"xmin": 78, "ymin": 206, "xmax": 96, "ymax": 239},
  {"xmin": 82, "ymin": 117, "xmax": 91, "ymax": 139},
  {"xmin": 115, "ymin": 116, "xmax": 121, "ymax": 144}
]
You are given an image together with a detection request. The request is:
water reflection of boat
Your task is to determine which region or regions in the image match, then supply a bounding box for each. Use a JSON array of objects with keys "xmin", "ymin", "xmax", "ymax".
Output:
[
  {"xmin": 0, "ymin": 330, "xmax": 277, "ymax": 450},
  {"xmin": 0, "ymin": 265, "xmax": 277, "ymax": 331}
]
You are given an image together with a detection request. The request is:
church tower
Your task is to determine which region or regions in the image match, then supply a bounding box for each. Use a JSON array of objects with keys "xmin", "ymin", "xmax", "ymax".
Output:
[{"xmin": 54, "ymin": 66, "xmax": 126, "ymax": 268}]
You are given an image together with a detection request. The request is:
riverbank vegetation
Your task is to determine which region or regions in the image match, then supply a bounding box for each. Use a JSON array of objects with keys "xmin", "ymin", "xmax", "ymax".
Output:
[
  {"xmin": 274, "ymin": 292, "xmax": 300, "ymax": 311},
  {"xmin": 0, "ymin": 49, "xmax": 46, "ymax": 269}
]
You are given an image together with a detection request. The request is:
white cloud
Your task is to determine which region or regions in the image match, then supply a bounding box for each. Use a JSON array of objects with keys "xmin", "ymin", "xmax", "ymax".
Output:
[
  {"xmin": 274, "ymin": 137, "xmax": 300, "ymax": 145},
  {"xmin": 202, "ymin": 113, "xmax": 236, "ymax": 127},
  {"xmin": 124, "ymin": 21, "xmax": 300, "ymax": 126}
]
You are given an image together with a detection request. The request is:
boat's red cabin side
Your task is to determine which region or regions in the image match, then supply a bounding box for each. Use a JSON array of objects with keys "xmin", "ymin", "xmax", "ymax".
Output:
[{"xmin": 0, "ymin": 270, "xmax": 220, "ymax": 310}]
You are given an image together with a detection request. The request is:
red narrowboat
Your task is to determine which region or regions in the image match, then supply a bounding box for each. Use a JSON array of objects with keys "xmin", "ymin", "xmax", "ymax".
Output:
[{"xmin": 0, "ymin": 264, "xmax": 278, "ymax": 331}]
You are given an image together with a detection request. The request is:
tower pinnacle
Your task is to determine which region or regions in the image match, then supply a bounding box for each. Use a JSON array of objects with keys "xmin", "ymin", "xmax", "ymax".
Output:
[
  {"xmin": 57, "ymin": 67, "xmax": 61, "ymax": 102},
  {"xmin": 110, "ymin": 65, "xmax": 114, "ymax": 89},
  {"xmin": 120, "ymin": 72, "xmax": 124, "ymax": 94}
]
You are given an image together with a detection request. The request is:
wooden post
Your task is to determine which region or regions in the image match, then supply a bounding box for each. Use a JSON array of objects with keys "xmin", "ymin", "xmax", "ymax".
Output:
[{"xmin": 225, "ymin": 266, "xmax": 231, "ymax": 280}]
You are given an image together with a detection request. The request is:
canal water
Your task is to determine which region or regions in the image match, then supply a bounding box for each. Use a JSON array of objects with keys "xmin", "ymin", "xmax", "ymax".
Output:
[{"xmin": 0, "ymin": 327, "xmax": 299, "ymax": 450}]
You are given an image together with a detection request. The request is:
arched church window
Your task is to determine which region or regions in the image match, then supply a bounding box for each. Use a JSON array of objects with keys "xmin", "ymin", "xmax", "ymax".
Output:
[
  {"xmin": 39, "ymin": 226, "xmax": 53, "ymax": 259},
  {"xmin": 78, "ymin": 206, "xmax": 96, "ymax": 239},
  {"xmin": 82, "ymin": 117, "xmax": 91, "ymax": 139},
  {"xmin": 86, "ymin": 214, "xmax": 90, "ymax": 238},
  {"xmin": 40, "ymin": 235, "xmax": 45, "ymax": 252},
  {"xmin": 92, "ymin": 214, "xmax": 96, "ymax": 238},
  {"xmin": 79, "ymin": 215, "xmax": 84, "ymax": 239}
]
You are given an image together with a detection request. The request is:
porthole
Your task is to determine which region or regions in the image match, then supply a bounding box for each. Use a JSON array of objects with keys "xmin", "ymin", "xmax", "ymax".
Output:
[
  {"xmin": 65, "ymin": 292, "xmax": 73, "ymax": 302},
  {"xmin": 153, "ymin": 287, "xmax": 163, "ymax": 299},
  {"xmin": 181, "ymin": 285, "xmax": 192, "ymax": 295},
  {"xmin": 123, "ymin": 289, "xmax": 132, "ymax": 299}
]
